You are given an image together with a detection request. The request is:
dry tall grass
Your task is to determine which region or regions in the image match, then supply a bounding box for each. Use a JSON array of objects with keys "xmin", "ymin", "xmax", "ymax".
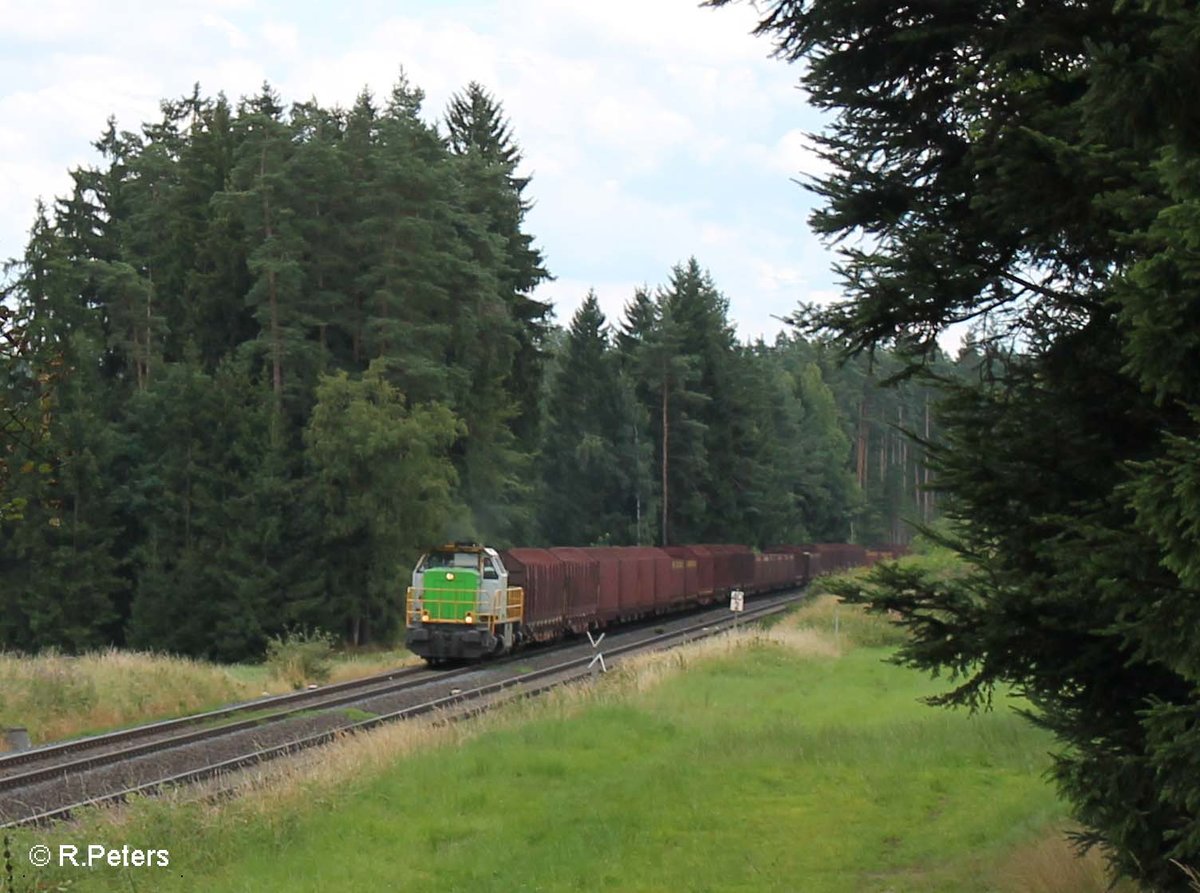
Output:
[
  {"xmin": 324, "ymin": 649, "xmax": 420, "ymax": 684},
  {"xmin": 995, "ymin": 828, "xmax": 1140, "ymax": 893},
  {"xmin": 0, "ymin": 649, "xmax": 248, "ymax": 744},
  {"xmin": 0, "ymin": 647, "xmax": 420, "ymax": 746}
]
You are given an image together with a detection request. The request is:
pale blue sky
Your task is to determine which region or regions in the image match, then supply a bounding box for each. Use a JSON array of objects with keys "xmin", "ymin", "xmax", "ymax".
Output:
[{"xmin": 0, "ymin": 0, "xmax": 839, "ymax": 340}]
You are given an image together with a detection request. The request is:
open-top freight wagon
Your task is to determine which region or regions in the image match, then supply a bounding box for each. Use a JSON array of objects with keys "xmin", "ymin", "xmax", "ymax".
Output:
[{"xmin": 405, "ymin": 541, "xmax": 896, "ymax": 662}]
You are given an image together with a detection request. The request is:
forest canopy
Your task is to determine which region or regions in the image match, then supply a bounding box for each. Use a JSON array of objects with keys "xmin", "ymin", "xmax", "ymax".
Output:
[{"xmin": 0, "ymin": 75, "xmax": 952, "ymax": 661}]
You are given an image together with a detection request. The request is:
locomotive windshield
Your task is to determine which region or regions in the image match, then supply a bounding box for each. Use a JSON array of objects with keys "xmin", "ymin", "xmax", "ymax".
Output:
[{"xmin": 420, "ymin": 550, "xmax": 479, "ymax": 571}]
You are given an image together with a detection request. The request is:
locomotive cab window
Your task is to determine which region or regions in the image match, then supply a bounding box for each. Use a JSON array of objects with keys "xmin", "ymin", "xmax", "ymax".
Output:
[
  {"xmin": 421, "ymin": 551, "xmax": 478, "ymax": 570},
  {"xmin": 483, "ymin": 558, "xmax": 499, "ymax": 580}
]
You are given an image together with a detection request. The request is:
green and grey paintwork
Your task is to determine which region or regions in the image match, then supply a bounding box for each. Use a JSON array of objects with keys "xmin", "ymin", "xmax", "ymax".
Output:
[{"xmin": 420, "ymin": 567, "xmax": 479, "ymax": 621}]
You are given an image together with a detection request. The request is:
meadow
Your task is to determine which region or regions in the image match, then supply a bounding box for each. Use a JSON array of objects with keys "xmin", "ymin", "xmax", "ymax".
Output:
[{"xmin": 2, "ymin": 595, "xmax": 1134, "ymax": 893}]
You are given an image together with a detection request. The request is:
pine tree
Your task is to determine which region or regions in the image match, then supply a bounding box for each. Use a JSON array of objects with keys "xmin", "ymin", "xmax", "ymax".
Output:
[
  {"xmin": 628, "ymin": 296, "xmax": 707, "ymax": 546},
  {"xmin": 615, "ymin": 288, "xmax": 661, "ymax": 544},
  {"xmin": 184, "ymin": 92, "xmax": 255, "ymax": 368},
  {"xmin": 539, "ymin": 292, "xmax": 630, "ymax": 544},
  {"xmin": 659, "ymin": 258, "xmax": 744, "ymax": 541},
  {"xmin": 444, "ymin": 82, "xmax": 551, "ymax": 450},
  {"xmin": 304, "ymin": 361, "xmax": 462, "ymax": 644},
  {"xmin": 123, "ymin": 356, "xmax": 288, "ymax": 659},
  {"xmin": 0, "ymin": 211, "xmax": 122, "ymax": 650},
  {"xmin": 219, "ymin": 84, "xmax": 310, "ymax": 413}
]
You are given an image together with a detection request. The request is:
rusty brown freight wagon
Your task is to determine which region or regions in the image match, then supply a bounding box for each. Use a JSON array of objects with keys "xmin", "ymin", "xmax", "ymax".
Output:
[
  {"xmin": 500, "ymin": 548, "xmax": 567, "ymax": 641},
  {"xmin": 581, "ymin": 547, "xmax": 623, "ymax": 622},
  {"xmin": 548, "ymin": 547, "xmax": 601, "ymax": 632}
]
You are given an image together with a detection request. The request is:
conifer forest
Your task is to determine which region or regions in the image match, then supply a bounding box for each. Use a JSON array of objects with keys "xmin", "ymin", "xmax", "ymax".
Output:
[
  {"xmin": 6, "ymin": 0, "xmax": 1200, "ymax": 887},
  {"xmin": 0, "ymin": 79, "xmax": 949, "ymax": 660}
]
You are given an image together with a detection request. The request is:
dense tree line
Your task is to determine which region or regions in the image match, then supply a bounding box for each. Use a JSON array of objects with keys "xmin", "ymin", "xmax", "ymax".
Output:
[
  {"xmin": 720, "ymin": 0, "xmax": 1200, "ymax": 886},
  {"xmin": 0, "ymin": 75, "xmax": 946, "ymax": 661}
]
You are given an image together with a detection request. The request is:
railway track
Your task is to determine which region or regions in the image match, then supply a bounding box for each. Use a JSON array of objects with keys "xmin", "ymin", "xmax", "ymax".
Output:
[
  {"xmin": 0, "ymin": 589, "xmax": 804, "ymax": 828},
  {"xmin": 0, "ymin": 663, "xmax": 438, "ymax": 778}
]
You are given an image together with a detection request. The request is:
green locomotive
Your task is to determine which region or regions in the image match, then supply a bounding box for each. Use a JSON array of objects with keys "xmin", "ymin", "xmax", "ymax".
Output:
[{"xmin": 405, "ymin": 543, "xmax": 525, "ymax": 661}]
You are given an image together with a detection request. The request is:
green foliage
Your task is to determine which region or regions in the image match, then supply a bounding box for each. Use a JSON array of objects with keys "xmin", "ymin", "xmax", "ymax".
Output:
[
  {"xmin": 724, "ymin": 0, "xmax": 1200, "ymax": 885},
  {"xmin": 122, "ymin": 357, "xmax": 298, "ymax": 661},
  {"xmin": 264, "ymin": 628, "xmax": 336, "ymax": 690},
  {"xmin": 0, "ymin": 72, "xmax": 950, "ymax": 667},
  {"xmin": 305, "ymin": 361, "xmax": 462, "ymax": 644},
  {"xmin": 538, "ymin": 293, "xmax": 632, "ymax": 544},
  {"xmin": 0, "ymin": 76, "xmax": 550, "ymax": 656},
  {"xmin": 542, "ymin": 259, "xmax": 892, "ymax": 548}
]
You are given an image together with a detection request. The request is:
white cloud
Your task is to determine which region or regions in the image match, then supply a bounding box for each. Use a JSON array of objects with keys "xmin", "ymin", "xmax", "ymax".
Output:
[
  {"xmin": 742, "ymin": 127, "xmax": 832, "ymax": 180},
  {"xmin": 1, "ymin": 0, "xmax": 839, "ymax": 342},
  {"xmin": 774, "ymin": 128, "xmax": 833, "ymax": 178},
  {"xmin": 754, "ymin": 260, "xmax": 807, "ymax": 292},
  {"xmin": 0, "ymin": 0, "xmax": 100, "ymax": 41},
  {"xmin": 261, "ymin": 21, "xmax": 299, "ymax": 57},
  {"xmin": 202, "ymin": 13, "xmax": 250, "ymax": 50},
  {"xmin": 534, "ymin": 277, "xmax": 646, "ymax": 332}
]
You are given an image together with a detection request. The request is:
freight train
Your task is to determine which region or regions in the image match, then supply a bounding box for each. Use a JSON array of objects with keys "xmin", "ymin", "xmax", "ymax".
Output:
[{"xmin": 404, "ymin": 542, "xmax": 901, "ymax": 661}]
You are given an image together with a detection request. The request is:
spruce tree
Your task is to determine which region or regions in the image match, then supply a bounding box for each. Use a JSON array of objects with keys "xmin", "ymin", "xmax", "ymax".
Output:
[
  {"xmin": 219, "ymin": 84, "xmax": 310, "ymax": 413},
  {"xmin": 539, "ymin": 292, "xmax": 630, "ymax": 544},
  {"xmin": 718, "ymin": 0, "xmax": 1200, "ymax": 884},
  {"xmin": 444, "ymin": 82, "xmax": 551, "ymax": 450}
]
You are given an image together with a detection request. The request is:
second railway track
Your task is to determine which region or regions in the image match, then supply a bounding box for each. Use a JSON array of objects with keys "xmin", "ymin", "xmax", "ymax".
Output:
[{"xmin": 0, "ymin": 589, "xmax": 805, "ymax": 828}]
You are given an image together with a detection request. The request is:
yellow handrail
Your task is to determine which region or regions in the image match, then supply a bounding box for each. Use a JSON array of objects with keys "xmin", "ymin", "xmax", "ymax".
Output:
[{"xmin": 406, "ymin": 586, "xmax": 524, "ymax": 631}]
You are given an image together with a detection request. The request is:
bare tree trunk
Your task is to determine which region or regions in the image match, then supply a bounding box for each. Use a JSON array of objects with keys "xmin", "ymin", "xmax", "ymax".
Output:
[
  {"xmin": 923, "ymin": 392, "xmax": 932, "ymax": 519},
  {"xmin": 318, "ymin": 271, "xmax": 327, "ymax": 352},
  {"xmin": 856, "ymin": 395, "xmax": 868, "ymax": 488},
  {"xmin": 633, "ymin": 419, "xmax": 643, "ymax": 544},
  {"xmin": 879, "ymin": 419, "xmax": 886, "ymax": 482},
  {"xmin": 142, "ymin": 267, "xmax": 154, "ymax": 388},
  {"xmin": 661, "ymin": 378, "xmax": 670, "ymax": 546},
  {"xmin": 261, "ymin": 146, "xmax": 282, "ymax": 403}
]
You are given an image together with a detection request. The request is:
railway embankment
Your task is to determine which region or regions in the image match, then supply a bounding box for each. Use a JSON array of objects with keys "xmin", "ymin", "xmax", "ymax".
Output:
[{"xmin": 2, "ymin": 594, "xmax": 1131, "ymax": 893}]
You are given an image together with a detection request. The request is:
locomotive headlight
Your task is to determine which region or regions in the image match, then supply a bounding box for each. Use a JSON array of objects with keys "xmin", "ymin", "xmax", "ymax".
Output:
[
  {"xmin": 446, "ymin": 572, "xmax": 455, "ymax": 581},
  {"xmin": 421, "ymin": 610, "xmax": 430, "ymax": 622},
  {"xmin": 464, "ymin": 612, "xmax": 474, "ymax": 625}
]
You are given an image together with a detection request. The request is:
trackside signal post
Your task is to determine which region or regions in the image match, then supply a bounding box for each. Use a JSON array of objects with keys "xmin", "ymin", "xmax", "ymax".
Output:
[{"xmin": 730, "ymin": 589, "xmax": 744, "ymax": 631}]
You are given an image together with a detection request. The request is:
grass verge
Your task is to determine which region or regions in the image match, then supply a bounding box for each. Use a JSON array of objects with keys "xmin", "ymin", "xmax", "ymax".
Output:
[
  {"xmin": 2, "ymin": 600, "xmax": 1137, "ymax": 892},
  {"xmin": 0, "ymin": 647, "xmax": 417, "ymax": 746}
]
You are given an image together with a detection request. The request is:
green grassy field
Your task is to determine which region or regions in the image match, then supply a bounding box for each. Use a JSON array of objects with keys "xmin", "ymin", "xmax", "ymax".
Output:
[{"xmin": 4, "ymin": 603, "xmax": 1125, "ymax": 892}]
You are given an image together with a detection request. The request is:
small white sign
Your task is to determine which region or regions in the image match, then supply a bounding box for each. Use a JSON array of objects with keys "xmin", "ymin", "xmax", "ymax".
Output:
[{"xmin": 730, "ymin": 589, "xmax": 744, "ymax": 613}]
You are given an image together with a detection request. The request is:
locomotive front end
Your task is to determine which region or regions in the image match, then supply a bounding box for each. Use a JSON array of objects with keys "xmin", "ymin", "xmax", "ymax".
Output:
[{"xmin": 405, "ymin": 543, "xmax": 523, "ymax": 662}]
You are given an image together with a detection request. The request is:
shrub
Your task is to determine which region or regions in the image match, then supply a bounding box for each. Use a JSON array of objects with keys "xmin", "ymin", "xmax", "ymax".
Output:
[{"xmin": 265, "ymin": 629, "xmax": 336, "ymax": 690}]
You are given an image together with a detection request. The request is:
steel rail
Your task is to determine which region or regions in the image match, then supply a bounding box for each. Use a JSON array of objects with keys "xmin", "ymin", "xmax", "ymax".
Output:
[
  {"xmin": 0, "ymin": 663, "xmax": 436, "ymax": 774},
  {"xmin": 1, "ymin": 591, "xmax": 802, "ymax": 828},
  {"xmin": 0, "ymin": 664, "xmax": 473, "ymax": 793}
]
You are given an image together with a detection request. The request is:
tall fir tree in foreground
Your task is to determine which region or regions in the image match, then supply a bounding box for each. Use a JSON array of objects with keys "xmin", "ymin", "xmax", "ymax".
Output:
[
  {"xmin": 717, "ymin": 0, "xmax": 1200, "ymax": 885},
  {"xmin": 443, "ymin": 82, "xmax": 551, "ymax": 544}
]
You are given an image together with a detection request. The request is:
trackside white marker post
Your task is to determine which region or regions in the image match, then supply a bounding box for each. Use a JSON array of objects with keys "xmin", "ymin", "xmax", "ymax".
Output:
[
  {"xmin": 730, "ymin": 589, "xmax": 745, "ymax": 632},
  {"xmin": 587, "ymin": 630, "xmax": 606, "ymax": 677}
]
